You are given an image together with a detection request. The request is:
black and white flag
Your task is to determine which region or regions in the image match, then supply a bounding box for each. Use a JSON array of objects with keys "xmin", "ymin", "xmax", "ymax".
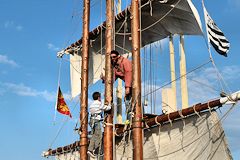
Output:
[{"xmin": 203, "ymin": 5, "xmax": 230, "ymax": 57}]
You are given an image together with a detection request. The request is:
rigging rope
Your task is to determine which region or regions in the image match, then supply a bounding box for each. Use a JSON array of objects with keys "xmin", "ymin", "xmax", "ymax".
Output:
[
  {"xmin": 54, "ymin": 59, "xmax": 63, "ymax": 123},
  {"xmin": 143, "ymin": 59, "xmax": 212, "ymax": 98}
]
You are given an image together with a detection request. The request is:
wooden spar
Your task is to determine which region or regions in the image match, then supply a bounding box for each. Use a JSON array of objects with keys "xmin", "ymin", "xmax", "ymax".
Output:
[
  {"xmin": 116, "ymin": 99, "xmax": 222, "ymax": 135},
  {"xmin": 104, "ymin": 0, "xmax": 114, "ymax": 159},
  {"xmin": 79, "ymin": 0, "xmax": 90, "ymax": 159},
  {"xmin": 131, "ymin": 0, "xmax": 143, "ymax": 160}
]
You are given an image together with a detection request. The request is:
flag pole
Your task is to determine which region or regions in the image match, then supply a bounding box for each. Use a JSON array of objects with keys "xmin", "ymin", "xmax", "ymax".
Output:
[
  {"xmin": 202, "ymin": 0, "xmax": 215, "ymax": 62},
  {"xmin": 54, "ymin": 59, "xmax": 62, "ymax": 124},
  {"xmin": 201, "ymin": 0, "xmax": 213, "ymax": 59}
]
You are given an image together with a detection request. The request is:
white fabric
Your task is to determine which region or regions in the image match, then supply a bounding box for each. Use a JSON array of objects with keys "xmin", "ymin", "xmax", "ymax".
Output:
[
  {"xmin": 70, "ymin": 53, "xmax": 82, "ymax": 98},
  {"xmin": 52, "ymin": 111, "xmax": 232, "ymax": 160},
  {"xmin": 70, "ymin": 50, "xmax": 105, "ymax": 98},
  {"xmin": 115, "ymin": 111, "xmax": 232, "ymax": 159}
]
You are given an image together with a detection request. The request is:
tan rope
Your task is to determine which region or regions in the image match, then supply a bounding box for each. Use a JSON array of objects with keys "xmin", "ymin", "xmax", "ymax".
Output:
[
  {"xmin": 193, "ymin": 104, "xmax": 202, "ymax": 118},
  {"xmin": 178, "ymin": 110, "xmax": 186, "ymax": 128},
  {"xmin": 168, "ymin": 113, "xmax": 173, "ymax": 127},
  {"xmin": 207, "ymin": 102, "xmax": 213, "ymax": 115},
  {"xmin": 155, "ymin": 116, "xmax": 161, "ymax": 126}
]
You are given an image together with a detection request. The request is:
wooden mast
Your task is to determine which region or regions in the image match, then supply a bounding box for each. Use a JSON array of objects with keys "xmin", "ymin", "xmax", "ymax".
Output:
[
  {"xmin": 79, "ymin": 0, "xmax": 90, "ymax": 159},
  {"xmin": 104, "ymin": 0, "xmax": 114, "ymax": 159},
  {"xmin": 131, "ymin": 0, "xmax": 143, "ymax": 159}
]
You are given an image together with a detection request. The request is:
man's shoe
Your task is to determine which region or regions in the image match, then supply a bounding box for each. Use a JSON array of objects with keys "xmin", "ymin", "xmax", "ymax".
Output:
[{"xmin": 87, "ymin": 150, "xmax": 96, "ymax": 158}]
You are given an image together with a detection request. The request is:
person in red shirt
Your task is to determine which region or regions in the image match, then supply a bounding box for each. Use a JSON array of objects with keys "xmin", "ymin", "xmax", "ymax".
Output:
[
  {"xmin": 111, "ymin": 50, "xmax": 132, "ymax": 98},
  {"xmin": 101, "ymin": 50, "xmax": 132, "ymax": 101}
]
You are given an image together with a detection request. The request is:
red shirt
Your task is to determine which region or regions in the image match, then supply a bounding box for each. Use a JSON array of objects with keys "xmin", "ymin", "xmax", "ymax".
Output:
[{"xmin": 113, "ymin": 56, "xmax": 132, "ymax": 88}]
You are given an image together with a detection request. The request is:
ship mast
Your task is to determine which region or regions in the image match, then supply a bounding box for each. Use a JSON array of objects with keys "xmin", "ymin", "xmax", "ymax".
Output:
[
  {"xmin": 104, "ymin": 0, "xmax": 114, "ymax": 159},
  {"xmin": 79, "ymin": 0, "xmax": 90, "ymax": 159},
  {"xmin": 131, "ymin": 0, "xmax": 143, "ymax": 159}
]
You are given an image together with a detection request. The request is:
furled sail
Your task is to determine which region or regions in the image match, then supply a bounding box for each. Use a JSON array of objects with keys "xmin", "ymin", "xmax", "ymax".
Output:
[
  {"xmin": 43, "ymin": 111, "xmax": 232, "ymax": 159},
  {"xmin": 62, "ymin": 0, "xmax": 203, "ymax": 98}
]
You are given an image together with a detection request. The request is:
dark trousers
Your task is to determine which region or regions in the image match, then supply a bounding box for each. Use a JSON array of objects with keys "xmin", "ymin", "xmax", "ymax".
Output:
[{"xmin": 125, "ymin": 91, "xmax": 132, "ymax": 121}]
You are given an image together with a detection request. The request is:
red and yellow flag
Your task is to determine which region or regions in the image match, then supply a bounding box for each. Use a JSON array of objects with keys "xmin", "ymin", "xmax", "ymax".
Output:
[{"xmin": 56, "ymin": 87, "xmax": 72, "ymax": 118}]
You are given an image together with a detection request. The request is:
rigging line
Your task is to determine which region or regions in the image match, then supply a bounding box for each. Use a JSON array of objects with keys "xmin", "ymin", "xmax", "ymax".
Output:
[
  {"xmin": 60, "ymin": 0, "xmax": 101, "ymax": 51},
  {"xmin": 60, "ymin": 0, "xmax": 83, "ymax": 48},
  {"xmin": 200, "ymin": 23, "xmax": 231, "ymax": 94},
  {"xmin": 115, "ymin": 44, "xmax": 131, "ymax": 53},
  {"xmin": 62, "ymin": 45, "xmax": 106, "ymax": 76},
  {"xmin": 115, "ymin": 0, "xmax": 183, "ymax": 36},
  {"xmin": 211, "ymin": 57, "xmax": 232, "ymax": 93},
  {"xmin": 54, "ymin": 59, "xmax": 63, "ymax": 123},
  {"xmin": 150, "ymin": 44, "xmax": 152, "ymax": 113},
  {"xmin": 154, "ymin": 45, "xmax": 158, "ymax": 113},
  {"xmin": 48, "ymin": 97, "xmax": 80, "ymax": 149},
  {"xmin": 122, "ymin": 6, "xmax": 128, "ymax": 55},
  {"xmin": 142, "ymin": 0, "xmax": 182, "ymax": 32},
  {"xmin": 100, "ymin": 0, "xmax": 104, "ymax": 96},
  {"xmin": 115, "ymin": 17, "xmax": 128, "ymax": 34},
  {"xmin": 187, "ymin": 78, "xmax": 222, "ymax": 93},
  {"xmin": 144, "ymin": 59, "xmax": 212, "ymax": 97}
]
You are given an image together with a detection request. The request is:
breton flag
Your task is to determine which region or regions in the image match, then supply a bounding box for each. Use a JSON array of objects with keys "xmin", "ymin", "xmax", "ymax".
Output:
[
  {"xmin": 56, "ymin": 86, "xmax": 72, "ymax": 118},
  {"xmin": 203, "ymin": 4, "xmax": 230, "ymax": 57}
]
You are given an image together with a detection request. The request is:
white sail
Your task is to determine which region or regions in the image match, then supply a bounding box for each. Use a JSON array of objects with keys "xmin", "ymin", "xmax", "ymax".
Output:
[
  {"xmin": 70, "ymin": 50, "xmax": 105, "ymax": 98},
  {"xmin": 45, "ymin": 111, "xmax": 232, "ymax": 160}
]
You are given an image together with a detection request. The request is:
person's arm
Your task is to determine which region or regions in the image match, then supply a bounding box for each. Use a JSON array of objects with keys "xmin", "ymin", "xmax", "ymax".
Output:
[
  {"xmin": 99, "ymin": 101, "xmax": 111, "ymax": 111},
  {"xmin": 123, "ymin": 59, "xmax": 132, "ymax": 89}
]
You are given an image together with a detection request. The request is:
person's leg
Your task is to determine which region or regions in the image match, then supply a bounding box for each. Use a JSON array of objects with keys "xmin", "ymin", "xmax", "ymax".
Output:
[
  {"xmin": 93, "ymin": 122, "xmax": 102, "ymax": 152},
  {"xmin": 125, "ymin": 92, "xmax": 132, "ymax": 123},
  {"xmin": 88, "ymin": 123, "xmax": 96, "ymax": 152}
]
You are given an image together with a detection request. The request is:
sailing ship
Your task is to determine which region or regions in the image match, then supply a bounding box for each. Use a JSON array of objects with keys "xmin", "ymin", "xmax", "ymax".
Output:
[{"xmin": 42, "ymin": 0, "xmax": 238, "ymax": 159}]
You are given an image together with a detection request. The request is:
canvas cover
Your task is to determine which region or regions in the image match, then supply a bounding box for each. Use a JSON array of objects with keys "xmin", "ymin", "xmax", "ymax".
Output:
[{"xmin": 53, "ymin": 111, "xmax": 232, "ymax": 160}]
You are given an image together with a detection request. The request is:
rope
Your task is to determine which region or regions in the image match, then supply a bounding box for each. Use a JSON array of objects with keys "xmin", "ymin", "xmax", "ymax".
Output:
[
  {"xmin": 115, "ymin": 0, "xmax": 183, "ymax": 36},
  {"xmin": 187, "ymin": 78, "xmax": 221, "ymax": 93},
  {"xmin": 193, "ymin": 104, "xmax": 202, "ymax": 118},
  {"xmin": 48, "ymin": 98, "xmax": 82, "ymax": 149},
  {"xmin": 143, "ymin": 59, "xmax": 211, "ymax": 97},
  {"xmin": 54, "ymin": 59, "xmax": 63, "ymax": 123},
  {"xmin": 117, "ymin": 103, "xmax": 239, "ymax": 159},
  {"xmin": 154, "ymin": 116, "xmax": 161, "ymax": 126},
  {"xmin": 201, "ymin": 23, "xmax": 232, "ymax": 95},
  {"xmin": 207, "ymin": 102, "xmax": 213, "ymax": 115},
  {"xmin": 167, "ymin": 113, "xmax": 173, "ymax": 127},
  {"xmin": 142, "ymin": 0, "xmax": 182, "ymax": 32},
  {"xmin": 178, "ymin": 110, "xmax": 186, "ymax": 128}
]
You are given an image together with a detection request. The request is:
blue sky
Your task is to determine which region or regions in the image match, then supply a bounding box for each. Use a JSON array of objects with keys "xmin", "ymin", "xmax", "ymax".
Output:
[{"xmin": 0, "ymin": 0, "xmax": 239, "ymax": 159}]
